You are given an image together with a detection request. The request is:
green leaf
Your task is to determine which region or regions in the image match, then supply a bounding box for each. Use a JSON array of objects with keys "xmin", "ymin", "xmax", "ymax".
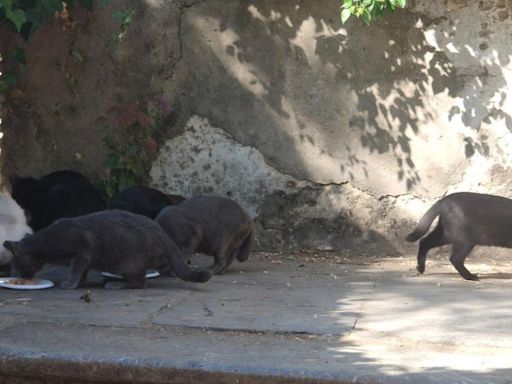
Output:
[
  {"xmin": 362, "ymin": 8, "xmax": 372, "ymax": 24},
  {"xmin": 26, "ymin": 0, "xmax": 63, "ymax": 30},
  {"xmin": 0, "ymin": 0, "xmax": 13, "ymax": 9},
  {"xmin": 19, "ymin": 22, "xmax": 33, "ymax": 41},
  {"xmin": 3, "ymin": 70, "xmax": 17, "ymax": 88},
  {"xmin": 111, "ymin": 9, "xmax": 131, "ymax": 21},
  {"xmin": 0, "ymin": 80, "xmax": 8, "ymax": 93},
  {"xmin": 5, "ymin": 7, "xmax": 26, "ymax": 32},
  {"xmin": 79, "ymin": 0, "xmax": 94, "ymax": 10},
  {"xmin": 11, "ymin": 47, "xmax": 26, "ymax": 65},
  {"xmin": 395, "ymin": 0, "xmax": 406, "ymax": 8},
  {"xmin": 118, "ymin": 172, "xmax": 136, "ymax": 191},
  {"xmin": 70, "ymin": 47, "xmax": 84, "ymax": 63},
  {"xmin": 131, "ymin": 161, "xmax": 145, "ymax": 177},
  {"xmin": 43, "ymin": 0, "xmax": 65, "ymax": 16},
  {"xmin": 340, "ymin": 7, "xmax": 351, "ymax": 24},
  {"xmin": 125, "ymin": 143, "xmax": 138, "ymax": 156},
  {"xmin": 104, "ymin": 154, "xmax": 119, "ymax": 169},
  {"xmin": 374, "ymin": 4, "xmax": 385, "ymax": 17},
  {"xmin": 121, "ymin": 10, "xmax": 134, "ymax": 26}
]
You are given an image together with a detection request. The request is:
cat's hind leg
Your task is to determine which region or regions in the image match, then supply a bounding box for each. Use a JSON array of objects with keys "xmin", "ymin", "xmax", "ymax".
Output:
[
  {"xmin": 166, "ymin": 226, "xmax": 202, "ymax": 277},
  {"xmin": 104, "ymin": 271, "xmax": 146, "ymax": 289},
  {"xmin": 60, "ymin": 253, "xmax": 91, "ymax": 289},
  {"xmin": 449, "ymin": 243, "xmax": 477, "ymax": 281},
  {"xmin": 417, "ymin": 222, "xmax": 446, "ymax": 274},
  {"xmin": 209, "ymin": 238, "xmax": 238, "ymax": 274}
]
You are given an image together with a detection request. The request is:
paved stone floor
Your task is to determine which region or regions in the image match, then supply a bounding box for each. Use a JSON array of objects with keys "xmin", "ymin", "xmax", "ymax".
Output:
[{"xmin": 1, "ymin": 251, "xmax": 512, "ymax": 383}]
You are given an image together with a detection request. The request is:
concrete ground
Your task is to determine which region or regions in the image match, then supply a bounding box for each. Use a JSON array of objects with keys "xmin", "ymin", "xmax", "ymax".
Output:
[{"xmin": 1, "ymin": 251, "xmax": 512, "ymax": 384}]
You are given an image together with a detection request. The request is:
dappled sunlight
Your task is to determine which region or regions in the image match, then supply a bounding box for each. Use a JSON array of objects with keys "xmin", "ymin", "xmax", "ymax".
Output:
[
  {"xmin": 329, "ymin": 338, "xmax": 512, "ymax": 374},
  {"xmin": 288, "ymin": 15, "xmax": 346, "ymax": 72},
  {"xmin": 184, "ymin": 1, "xmax": 512, "ymax": 199},
  {"xmin": 191, "ymin": 16, "xmax": 269, "ymax": 98},
  {"xmin": 194, "ymin": 2, "xmax": 463, "ymax": 194},
  {"xmin": 142, "ymin": 0, "xmax": 512, "ymax": 250},
  {"xmin": 327, "ymin": 264, "xmax": 512, "ymax": 375},
  {"xmin": 141, "ymin": 0, "xmax": 166, "ymax": 8}
]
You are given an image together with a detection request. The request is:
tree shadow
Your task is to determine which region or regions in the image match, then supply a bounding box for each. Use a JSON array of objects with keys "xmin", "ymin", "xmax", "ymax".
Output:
[
  {"xmin": 2, "ymin": 0, "xmax": 510, "ymax": 251},
  {"xmin": 178, "ymin": 0, "xmax": 511, "ymax": 195},
  {"xmin": 325, "ymin": 265, "xmax": 512, "ymax": 382}
]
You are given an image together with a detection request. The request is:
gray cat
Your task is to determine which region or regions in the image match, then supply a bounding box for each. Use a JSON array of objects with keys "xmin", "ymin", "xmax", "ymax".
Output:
[
  {"xmin": 156, "ymin": 196, "xmax": 255, "ymax": 274},
  {"xmin": 4, "ymin": 210, "xmax": 212, "ymax": 289}
]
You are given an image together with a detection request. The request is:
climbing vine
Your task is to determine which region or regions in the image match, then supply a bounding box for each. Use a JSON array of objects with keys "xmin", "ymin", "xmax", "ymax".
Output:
[{"xmin": 0, "ymin": 0, "xmax": 133, "ymax": 93}]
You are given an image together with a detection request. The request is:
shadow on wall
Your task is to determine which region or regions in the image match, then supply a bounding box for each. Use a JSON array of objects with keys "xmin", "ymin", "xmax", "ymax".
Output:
[
  {"xmin": 3, "ymin": 1, "xmax": 510, "ymax": 250},
  {"xmin": 142, "ymin": 0, "xmax": 512, "ymax": 251},
  {"xmin": 256, "ymin": 186, "xmax": 399, "ymax": 255},
  {"xmin": 178, "ymin": 0, "xmax": 511, "ymax": 193},
  {"xmin": 1, "ymin": 2, "xmax": 509, "ymax": 189}
]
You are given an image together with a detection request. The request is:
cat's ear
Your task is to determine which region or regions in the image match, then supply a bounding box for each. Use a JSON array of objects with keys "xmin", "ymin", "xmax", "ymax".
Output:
[
  {"xmin": 166, "ymin": 194, "xmax": 186, "ymax": 205},
  {"xmin": 3, "ymin": 241, "xmax": 19, "ymax": 255}
]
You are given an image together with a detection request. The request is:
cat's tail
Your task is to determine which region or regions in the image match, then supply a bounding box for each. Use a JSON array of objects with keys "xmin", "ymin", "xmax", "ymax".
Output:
[
  {"xmin": 166, "ymin": 240, "xmax": 212, "ymax": 283},
  {"xmin": 236, "ymin": 224, "xmax": 255, "ymax": 262},
  {"xmin": 405, "ymin": 200, "xmax": 442, "ymax": 242}
]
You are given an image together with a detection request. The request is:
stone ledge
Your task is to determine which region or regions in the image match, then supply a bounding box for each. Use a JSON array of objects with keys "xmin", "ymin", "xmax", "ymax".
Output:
[{"xmin": 0, "ymin": 353, "xmax": 342, "ymax": 384}]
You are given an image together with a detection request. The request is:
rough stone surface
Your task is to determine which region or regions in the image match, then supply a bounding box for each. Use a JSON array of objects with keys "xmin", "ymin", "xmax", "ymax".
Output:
[
  {"xmin": 1, "ymin": 253, "xmax": 512, "ymax": 383},
  {"xmin": 151, "ymin": 116, "xmax": 403, "ymax": 253},
  {"xmin": 3, "ymin": 0, "xmax": 512, "ymax": 251}
]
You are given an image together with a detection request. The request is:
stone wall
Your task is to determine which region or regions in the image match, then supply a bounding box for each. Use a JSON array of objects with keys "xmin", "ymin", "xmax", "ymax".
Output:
[{"xmin": 2, "ymin": 0, "xmax": 512, "ymax": 254}]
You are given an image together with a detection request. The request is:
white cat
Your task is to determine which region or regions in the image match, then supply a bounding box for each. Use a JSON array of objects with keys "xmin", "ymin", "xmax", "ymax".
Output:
[{"xmin": 0, "ymin": 194, "xmax": 32, "ymax": 266}]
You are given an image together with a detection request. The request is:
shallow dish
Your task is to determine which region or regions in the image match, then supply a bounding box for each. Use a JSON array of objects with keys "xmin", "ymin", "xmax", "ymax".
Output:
[
  {"xmin": 0, "ymin": 277, "xmax": 54, "ymax": 290},
  {"xmin": 101, "ymin": 270, "xmax": 160, "ymax": 279}
]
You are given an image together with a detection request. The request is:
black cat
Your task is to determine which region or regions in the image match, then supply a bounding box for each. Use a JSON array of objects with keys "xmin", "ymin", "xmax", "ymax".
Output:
[
  {"xmin": 156, "ymin": 196, "xmax": 255, "ymax": 274},
  {"xmin": 10, "ymin": 170, "xmax": 105, "ymax": 231},
  {"xmin": 406, "ymin": 192, "xmax": 512, "ymax": 281},
  {"xmin": 4, "ymin": 210, "xmax": 211, "ymax": 289},
  {"xmin": 109, "ymin": 185, "xmax": 185, "ymax": 219}
]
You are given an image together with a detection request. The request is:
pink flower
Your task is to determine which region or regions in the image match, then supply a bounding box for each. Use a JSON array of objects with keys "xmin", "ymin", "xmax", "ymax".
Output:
[
  {"xmin": 153, "ymin": 96, "xmax": 171, "ymax": 115},
  {"xmin": 144, "ymin": 139, "xmax": 158, "ymax": 153}
]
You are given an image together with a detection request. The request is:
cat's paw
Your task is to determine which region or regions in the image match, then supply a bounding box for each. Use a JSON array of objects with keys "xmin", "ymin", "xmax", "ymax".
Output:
[
  {"xmin": 208, "ymin": 264, "xmax": 225, "ymax": 275},
  {"xmin": 416, "ymin": 264, "xmax": 425, "ymax": 274},
  {"xmin": 60, "ymin": 280, "xmax": 79, "ymax": 289},
  {"xmin": 464, "ymin": 273, "xmax": 479, "ymax": 281},
  {"xmin": 104, "ymin": 281, "xmax": 125, "ymax": 290}
]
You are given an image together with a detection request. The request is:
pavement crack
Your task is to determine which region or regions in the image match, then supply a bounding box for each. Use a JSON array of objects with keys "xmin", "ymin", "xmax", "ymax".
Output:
[
  {"xmin": 345, "ymin": 282, "xmax": 375, "ymax": 336},
  {"xmin": 164, "ymin": 4, "xmax": 185, "ymax": 80},
  {"xmin": 349, "ymin": 307, "xmax": 362, "ymax": 335},
  {"xmin": 202, "ymin": 303, "xmax": 214, "ymax": 317},
  {"xmin": 139, "ymin": 298, "xmax": 187, "ymax": 327},
  {"xmin": 165, "ymin": 0, "xmax": 213, "ymax": 81}
]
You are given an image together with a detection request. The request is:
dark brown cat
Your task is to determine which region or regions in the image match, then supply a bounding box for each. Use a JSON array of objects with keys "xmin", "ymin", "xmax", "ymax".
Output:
[
  {"xmin": 4, "ymin": 210, "xmax": 211, "ymax": 289},
  {"xmin": 156, "ymin": 196, "xmax": 255, "ymax": 274},
  {"xmin": 406, "ymin": 192, "xmax": 512, "ymax": 281},
  {"xmin": 108, "ymin": 185, "xmax": 186, "ymax": 219}
]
